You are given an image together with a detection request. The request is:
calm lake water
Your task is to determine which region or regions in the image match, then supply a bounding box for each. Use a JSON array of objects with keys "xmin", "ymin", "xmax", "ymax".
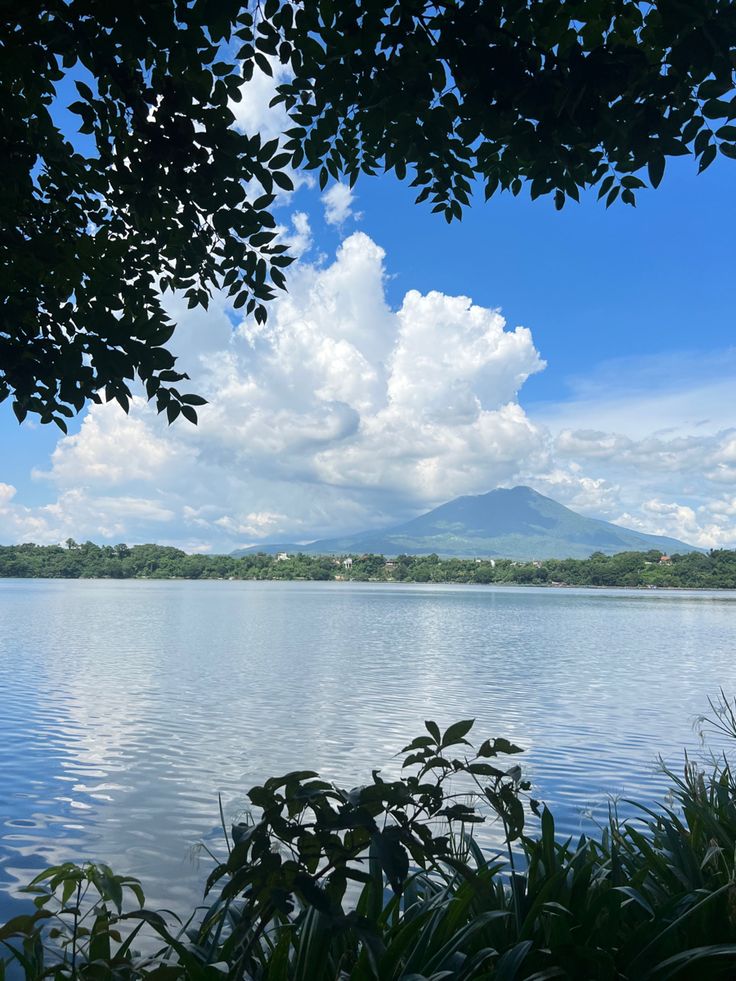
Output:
[{"xmin": 1, "ymin": 578, "xmax": 735, "ymax": 920}]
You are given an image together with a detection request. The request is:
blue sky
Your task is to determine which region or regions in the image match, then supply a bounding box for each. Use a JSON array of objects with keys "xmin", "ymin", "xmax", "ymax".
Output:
[
  {"xmin": 1, "ymin": 61, "xmax": 735, "ymax": 551},
  {"xmin": 358, "ymin": 157, "xmax": 735, "ymax": 405}
]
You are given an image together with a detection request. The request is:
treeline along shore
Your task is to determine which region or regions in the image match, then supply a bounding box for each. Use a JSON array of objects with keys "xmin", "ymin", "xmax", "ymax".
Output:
[{"xmin": 2, "ymin": 541, "xmax": 736, "ymax": 588}]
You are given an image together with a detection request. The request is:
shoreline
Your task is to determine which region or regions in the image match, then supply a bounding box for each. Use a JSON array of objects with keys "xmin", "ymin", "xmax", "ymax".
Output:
[
  {"xmin": 3, "ymin": 543, "xmax": 734, "ymax": 590},
  {"xmin": 1, "ymin": 575, "xmax": 735, "ymax": 592}
]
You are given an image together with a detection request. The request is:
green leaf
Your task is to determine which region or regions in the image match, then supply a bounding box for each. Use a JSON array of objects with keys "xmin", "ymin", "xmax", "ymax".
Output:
[
  {"xmin": 0, "ymin": 912, "xmax": 50, "ymax": 941},
  {"xmin": 648, "ymin": 154, "xmax": 665, "ymax": 188},
  {"xmin": 597, "ymin": 174, "xmax": 614, "ymax": 199},
  {"xmin": 371, "ymin": 831, "xmax": 409, "ymax": 894},
  {"xmin": 75, "ymin": 80, "xmax": 94, "ymax": 101},
  {"xmin": 441, "ymin": 719, "xmax": 475, "ymax": 747},
  {"xmin": 652, "ymin": 944, "xmax": 736, "ymax": 979},
  {"xmin": 703, "ymin": 99, "xmax": 733, "ymax": 120},
  {"xmin": 478, "ymin": 737, "xmax": 524, "ymax": 758},
  {"xmin": 401, "ymin": 736, "xmax": 435, "ymax": 753},
  {"xmin": 424, "ymin": 720, "xmax": 441, "ymax": 744},
  {"xmin": 494, "ymin": 940, "xmax": 534, "ymax": 980},
  {"xmin": 273, "ymin": 171, "xmax": 295, "ymax": 191},
  {"xmin": 294, "ymin": 873, "xmax": 332, "ymax": 913},
  {"xmin": 467, "ymin": 762, "xmax": 504, "ymax": 776},
  {"xmin": 254, "ymin": 53, "xmax": 273, "ymax": 76},
  {"xmin": 699, "ymin": 144, "xmax": 717, "ymax": 172},
  {"xmin": 698, "ymin": 79, "xmax": 732, "ymax": 100}
]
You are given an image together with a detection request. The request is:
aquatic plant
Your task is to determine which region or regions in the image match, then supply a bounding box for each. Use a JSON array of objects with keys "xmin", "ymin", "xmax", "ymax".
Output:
[{"xmin": 3, "ymin": 706, "xmax": 736, "ymax": 979}]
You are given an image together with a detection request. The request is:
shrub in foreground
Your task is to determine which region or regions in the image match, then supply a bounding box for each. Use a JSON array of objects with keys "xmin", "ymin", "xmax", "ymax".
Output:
[{"xmin": 3, "ymin": 709, "xmax": 736, "ymax": 979}]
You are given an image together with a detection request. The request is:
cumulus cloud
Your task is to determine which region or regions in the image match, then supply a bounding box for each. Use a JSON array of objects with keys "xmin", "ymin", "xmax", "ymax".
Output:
[
  {"xmin": 529, "ymin": 354, "xmax": 736, "ymax": 547},
  {"xmin": 4, "ymin": 229, "xmax": 736, "ymax": 553},
  {"xmin": 36, "ymin": 409, "xmax": 191, "ymax": 488},
  {"xmin": 613, "ymin": 499, "xmax": 732, "ymax": 550},
  {"xmin": 2, "ymin": 232, "xmax": 552, "ymax": 549},
  {"xmin": 0, "ymin": 483, "xmax": 16, "ymax": 506},
  {"xmin": 229, "ymin": 57, "xmax": 291, "ymax": 143},
  {"xmin": 322, "ymin": 182, "xmax": 356, "ymax": 226},
  {"xmin": 524, "ymin": 468, "xmax": 622, "ymax": 517},
  {"xmin": 0, "ymin": 482, "xmax": 57, "ymax": 542},
  {"xmin": 229, "ymin": 55, "xmax": 313, "ymax": 199},
  {"xmin": 285, "ymin": 211, "xmax": 312, "ymax": 258}
]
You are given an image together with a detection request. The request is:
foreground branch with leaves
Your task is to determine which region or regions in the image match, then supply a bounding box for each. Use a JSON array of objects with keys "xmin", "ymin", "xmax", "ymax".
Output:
[
  {"xmin": 3, "ymin": 710, "xmax": 736, "ymax": 979},
  {"xmin": 3, "ymin": 1, "xmax": 735, "ymax": 427}
]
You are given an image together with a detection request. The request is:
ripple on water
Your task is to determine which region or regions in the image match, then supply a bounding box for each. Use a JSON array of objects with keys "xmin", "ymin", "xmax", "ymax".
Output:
[{"xmin": 1, "ymin": 579, "xmax": 736, "ymax": 916}]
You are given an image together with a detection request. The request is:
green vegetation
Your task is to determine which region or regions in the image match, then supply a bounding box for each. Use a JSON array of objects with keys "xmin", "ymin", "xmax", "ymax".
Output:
[
  {"xmin": 5, "ymin": 709, "xmax": 736, "ymax": 979},
  {"xmin": 4, "ymin": 2, "xmax": 736, "ymax": 426},
  {"xmin": 2, "ymin": 541, "xmax": 736, "ymax": 589}
]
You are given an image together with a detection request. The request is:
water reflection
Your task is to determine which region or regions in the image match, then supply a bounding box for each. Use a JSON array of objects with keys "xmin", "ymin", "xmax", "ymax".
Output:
[{"xmin": 1, "ymin": 579, "xmax": 735, "ymax": 920}]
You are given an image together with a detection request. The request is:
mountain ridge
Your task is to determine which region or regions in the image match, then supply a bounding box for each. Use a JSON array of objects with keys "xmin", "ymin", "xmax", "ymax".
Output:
[{"xmin": 232, "ymin": 486, "xmax": 701, "ymax": 560}]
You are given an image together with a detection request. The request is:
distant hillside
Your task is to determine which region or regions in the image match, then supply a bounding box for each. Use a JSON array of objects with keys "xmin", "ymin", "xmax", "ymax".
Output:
[{"xmin": 233, "ymin": 486, "xmax": 700, "ymax": 560}]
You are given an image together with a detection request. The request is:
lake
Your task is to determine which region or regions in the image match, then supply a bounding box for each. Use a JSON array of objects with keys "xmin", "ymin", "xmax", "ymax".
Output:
[{"xmin": 1, "ymin": 578, "xmax": 735, "ymax": 921}]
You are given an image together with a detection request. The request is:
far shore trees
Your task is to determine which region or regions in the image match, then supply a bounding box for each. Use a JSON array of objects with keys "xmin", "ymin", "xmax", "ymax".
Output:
[{"xmin": 2, "ymin": 541, "xmax": 735, "ymax": 588}]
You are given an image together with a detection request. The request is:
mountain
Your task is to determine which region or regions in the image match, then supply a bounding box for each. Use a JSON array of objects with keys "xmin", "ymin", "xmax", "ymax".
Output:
[{"xmin": 233, "ymin": 486, "xmax": 700, "ymax": 560}]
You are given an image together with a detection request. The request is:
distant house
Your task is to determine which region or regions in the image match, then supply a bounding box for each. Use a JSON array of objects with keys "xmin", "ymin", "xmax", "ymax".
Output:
[
  {"xmin": 659, "ymin": 554, "xmax": 672, "ymax": 564},
  {"xmin": 342, "ymin": 557, "xmax": 353, "ymax": 569},
  {"xmin": 275, "ymin": 552, "xmax": 290, "ymax": 562},
  {"xmin": 385, "ymin": 560, "xmax": 397, "ymax": 572}
]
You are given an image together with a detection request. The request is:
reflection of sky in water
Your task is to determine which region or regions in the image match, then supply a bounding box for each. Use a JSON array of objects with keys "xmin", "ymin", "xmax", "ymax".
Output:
[{"xmin": 2, "ymin": 579, "xmax": 736, "ymax": 921}]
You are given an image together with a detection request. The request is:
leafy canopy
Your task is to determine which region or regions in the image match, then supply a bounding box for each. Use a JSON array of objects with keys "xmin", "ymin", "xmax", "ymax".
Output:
[
  {"xmin": 272, "ymin": 0, "xmax": 736, "ymax": 215},
  {"xmin": 2, "ymin": 1, "xmax": 294, "ymax": 429},
  {"xmin": 2, "ymin": 0, "xmax": 735, "ymax": 428}
]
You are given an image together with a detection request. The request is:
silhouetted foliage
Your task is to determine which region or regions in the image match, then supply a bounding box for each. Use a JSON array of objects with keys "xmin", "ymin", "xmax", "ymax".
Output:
[
  {"xmin": 5, "ymin": 709, "xmax": 736, "ymax": 978},
  {"xmin": 3, "ymin": 1, "xmax": 735, "ymax": 426},
  {"xmin": 273, "ymin": 0, "xmax": 736, "ymax": 220},
  {"xmin": 2, "ymin": 2, "xmax": 294, "ymax": 429}
]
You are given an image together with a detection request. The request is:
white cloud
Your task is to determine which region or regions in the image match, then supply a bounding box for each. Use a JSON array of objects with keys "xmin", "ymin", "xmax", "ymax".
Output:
[
  {"xmin": 0, "ymin": 480, "xmax": 175, "ymax": 545},
  {"xmin": 4, "ymin": 234, "xmax": 736, "ymax": 553},
  {"xmin": 614, "ymin": 499, "xmax": 732, "ymax": 550},
  {"xmin": 230, "ymin": 55, "xmax": 313, "ymax": 199},
  {"xmin": 0, "ymin": 483, "xmax": 16, "ymax": 506},
  {"xmin": 535, "ymin": 350, "xmax": 736, "ymax": 439},
  {"xmin": 526, "ymin": 469, "xmax": 622, "ymax": 517},
  {"xmin": 0, "ymin": 482, "xmax": 57, "ymax": 542},
  {"xmin": 36, "ymin": 408, "xmax": 191, "ymax": 488},
  {"xmin": 286, "ymin": 211, "xmax": 312, "ymax": 258},
  {"xmin": 4, "ymin": 232, "xmax": 551, "ymax": 549},
  {"xmin": 522, "ymin": 352, "xmax": 736, "ymax": 547},
  {"xmin": 214, "ymin": 511, "xmax": 287, "ymax": 537},
  {"xmin": 322, "ymin": 182, "xmax": 355, "ymax": 226},
  {"xmin": 230, "ymin": 55, "xmax": 291, "ymax": 144}
]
